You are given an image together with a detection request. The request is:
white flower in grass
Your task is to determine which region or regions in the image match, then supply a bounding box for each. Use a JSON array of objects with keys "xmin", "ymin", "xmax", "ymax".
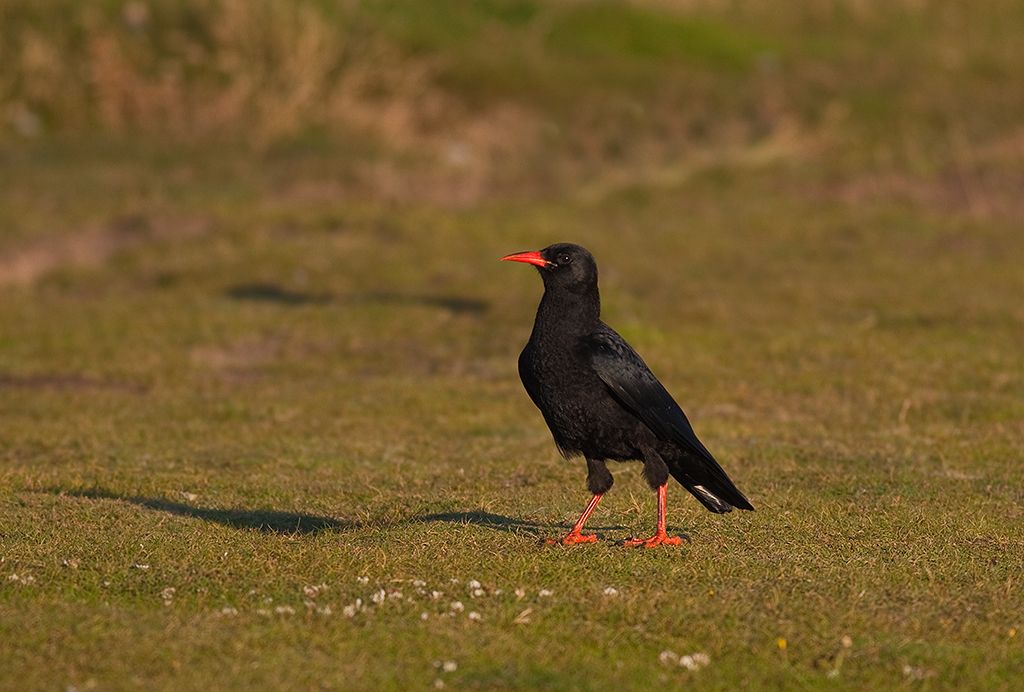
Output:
[
  {"xmin": 256, "ymin": 608, "xmax": 271, "ymax": 616},
  {"xmin": 274, "ymin": 605, "xmax": 295, "ymax": 615},
  {"xmin": 679, "ymin": 652, "xmax": 710, "ymax": 671},
  {"xmin": 659, "ymin": 650, "xmax": 679, "ymax": 665},
  {"xmin": 420, "ymin": 612, "xmax": 429, "ymax": 621},
  {"xmin": 303, "ymin": 584, "xmax": 326, "ymax": 598},
  {"xmin": 902, "ymin": 665, "xmax": 935, "ymax": 680},
  {"xmin": 370, "ymin": 589, "xmax": 386, "ymax": 604},
  {"xmin": 450, "ymin": 601, "xmax": 465, "ymax": 612},
  {"xmin": 412, "ymin": 579, "xmax": 426, "ymax": 588},
  {"xmin": 387, "ymin": 590, "xmax": 403, "ymax": 600},
  {"xmin": 471, "ymin": 588, "xmax": 485, "ymax": 598},
  {"xmin": 430, "ymin": 590, "xmax": 444, "ymax": 600},
  {"xmin": 160, "ymin": 587, "xmax": 176, "ymax": 604},
  {"xmin": 538, "ymin": 589, "xmax": 553, "ymax": 597},
  {"xmin": 467, "ymin": 580, "xmax": 481, "ymax": 590},
  {"xmin": 132, "ymin": 564, "xmax": 150, "ymax": 570},
  {"xmin": 317, "ymin": 606, "xmax": 332, "ymax": 616},
  {"xmin": 433, "ymin": 680, "xmax": 445, "ymax": 689},
  {"xmin": 342, "ymin": 598, "xmax": 363, "ymax": 617},
  {"xmin": 357, "ymin": 576, "xmax": 369, "ymax": 585},
  {"xmin": 468, "ymin": 612, "xmax": 482, "ymax": 622},
  {"xmin": 602, "ymin": 587, "xmax": 619, "ymax": 597},
  {"xmin": 514, "ymin": 588, "xmax": 526, "ymax": 599},
  {"xmin": 442, "ymin": 661, "xmax": 458, "ymax": 672},
  {"xmin": 220, "ymin": 606, "xmax": 238, "ymax": 616}
]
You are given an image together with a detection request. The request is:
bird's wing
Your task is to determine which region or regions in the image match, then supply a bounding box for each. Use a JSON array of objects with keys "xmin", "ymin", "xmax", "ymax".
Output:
[
  {"xmin": 582, "ymin": 325, "xmax": 716, "ymax": 463},
  {"xmin": 583, "ymin": 324, "xmax": 754, "ymax": 512}
]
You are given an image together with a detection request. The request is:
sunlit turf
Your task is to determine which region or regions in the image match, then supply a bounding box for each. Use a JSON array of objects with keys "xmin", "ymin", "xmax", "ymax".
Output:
[
  {"xmin": 3, "ymin": 0, "xmax": 1024, "ymax": 689},
  {"xmin": 2, "ymin": 146, "xmax": 1022, "ymax": 689}
]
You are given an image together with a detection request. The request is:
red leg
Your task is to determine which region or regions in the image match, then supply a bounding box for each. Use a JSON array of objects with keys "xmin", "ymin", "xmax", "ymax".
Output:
[
  {"xmin": 546, "ymin": 493, "xmax": 602, "ymax": 545},
  {"xmin": 624, "ymin": 483, "xmax": 684, "ymax": 548}
]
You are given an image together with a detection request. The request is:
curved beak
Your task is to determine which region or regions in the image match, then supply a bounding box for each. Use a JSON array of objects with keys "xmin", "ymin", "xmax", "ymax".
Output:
[{"xmin": 500, "ymin": 250, "xmax": 549, "ymax": 267}]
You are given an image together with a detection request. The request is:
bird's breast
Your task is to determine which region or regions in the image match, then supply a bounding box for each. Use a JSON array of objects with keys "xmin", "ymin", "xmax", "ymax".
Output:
[{"xmin": 518, "ymin": 337, "xmax": 640, "ymax": 457}]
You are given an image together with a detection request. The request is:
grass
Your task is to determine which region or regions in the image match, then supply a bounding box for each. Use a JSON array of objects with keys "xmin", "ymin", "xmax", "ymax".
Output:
[{"xmin": 2, "ymin": 1, "xmax": 1024, "ymax": 690}]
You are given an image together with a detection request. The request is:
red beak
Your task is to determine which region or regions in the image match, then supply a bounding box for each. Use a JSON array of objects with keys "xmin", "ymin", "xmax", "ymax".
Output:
[{"xmin": 500, "ymin": 250, "xmax": 549, "ymax": 267}]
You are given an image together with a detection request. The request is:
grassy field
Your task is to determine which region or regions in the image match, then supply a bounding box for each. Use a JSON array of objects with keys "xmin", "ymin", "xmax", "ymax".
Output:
[{"xmin": 2, "ymin": 1, "xmax": 1023, "ymax": 689}]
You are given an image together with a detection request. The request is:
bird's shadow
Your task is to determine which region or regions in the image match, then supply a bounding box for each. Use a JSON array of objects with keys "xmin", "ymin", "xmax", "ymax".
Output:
[
  {"xmin": 411, "ymin": 511, "xmax": 627, "ymax": 538},
  {"xmin": 47, "ymin": 490, "xmax": 653, "ymax": 540},
  {"xmin": 53, "ymin": 488, "xmax": 353, "ymax": 535}
]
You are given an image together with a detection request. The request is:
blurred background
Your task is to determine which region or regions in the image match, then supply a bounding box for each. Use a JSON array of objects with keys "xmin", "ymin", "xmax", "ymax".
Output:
[
  {"xmin": 2, "ymin": 0, "xmax": 1022, "ymax": 410},
  {"xmin": 3, "ymin": 0, "xmax": 1022, "ymax": 207}
]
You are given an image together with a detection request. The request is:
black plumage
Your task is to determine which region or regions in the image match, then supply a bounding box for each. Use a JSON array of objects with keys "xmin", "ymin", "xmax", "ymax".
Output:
[{"xmin": 502, "ymin": 243, "xmax": 752, "ymax": 546}]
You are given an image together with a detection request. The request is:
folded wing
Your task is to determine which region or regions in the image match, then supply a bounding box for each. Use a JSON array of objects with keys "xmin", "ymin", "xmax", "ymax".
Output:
[{"xmin": 583, "ymin": 325, "xmax": 753, "ymax": 511}]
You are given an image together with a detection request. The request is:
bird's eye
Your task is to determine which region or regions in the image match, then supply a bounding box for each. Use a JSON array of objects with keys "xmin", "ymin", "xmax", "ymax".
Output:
[{"xmin": 558, "ymin": 254, "xmax": 572, "ymax": 265}]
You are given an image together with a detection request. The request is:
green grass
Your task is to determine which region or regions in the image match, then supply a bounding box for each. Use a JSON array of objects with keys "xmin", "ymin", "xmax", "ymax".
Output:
[
  {"xmin": 545, "ymin": 3, "xmax": 766, "ymax": 69},
  {"xmin": 2, "ymin": 1, "xmax": 1024, "ymax": 690}
]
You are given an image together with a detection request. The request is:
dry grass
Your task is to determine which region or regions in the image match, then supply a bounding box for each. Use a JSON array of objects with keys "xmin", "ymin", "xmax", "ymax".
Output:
[
  {"xmin": 5, "ymin": 1, "xmax": 353, "ymax": 141},
  {"xmin": 4, "ymin": 0, "xmax": 1023, "ymax": 208}
]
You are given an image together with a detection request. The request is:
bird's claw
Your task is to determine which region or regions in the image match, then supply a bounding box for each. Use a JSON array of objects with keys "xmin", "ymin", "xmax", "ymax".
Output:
[
  {"xmin": 545, "ymin": 531, "xmax": 598, "ymax": 546},
  {"xmin": 623, "ymin": 532, "xmax": 685, "ymax": 548}
]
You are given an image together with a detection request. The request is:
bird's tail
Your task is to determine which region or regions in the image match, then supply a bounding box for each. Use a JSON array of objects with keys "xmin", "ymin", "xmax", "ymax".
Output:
[
  {"xmin": 668, "ymin": 456, "xmax": 754, "ymax": 514},
  {"xmin": 683, "ymin": 483, "xmax": 735, "ymax": 513}
]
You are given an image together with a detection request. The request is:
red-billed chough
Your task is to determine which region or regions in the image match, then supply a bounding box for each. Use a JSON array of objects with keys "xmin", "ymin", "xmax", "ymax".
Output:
[{"xmin": 502, "ymin": 243, "xmax": 753, "ymax": 547}]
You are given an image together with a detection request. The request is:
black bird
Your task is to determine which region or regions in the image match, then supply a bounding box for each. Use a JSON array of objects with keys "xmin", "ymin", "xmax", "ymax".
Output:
[{"xmin": 502, "ymin": 243, "xmax": 753, "ymax": 547}]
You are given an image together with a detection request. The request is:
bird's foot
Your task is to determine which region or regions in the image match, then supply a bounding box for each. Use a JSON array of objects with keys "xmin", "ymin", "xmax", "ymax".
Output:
[
  {"xmin": 623, "ymin": 531, "xmax": 685, "ymax": 548},
  {"xmin": 545, "ymin": 531, "xmax": 598, "ymax": 546}
]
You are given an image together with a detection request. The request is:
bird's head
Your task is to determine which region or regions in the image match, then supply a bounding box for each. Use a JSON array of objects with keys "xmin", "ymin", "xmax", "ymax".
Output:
[{"xmin": 500, "ymin": 243, "xmax": 598, "ymax": 293}]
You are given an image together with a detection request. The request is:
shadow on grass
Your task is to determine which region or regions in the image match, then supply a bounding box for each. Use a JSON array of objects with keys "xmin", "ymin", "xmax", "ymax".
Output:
[
  {"xmin": 224, "ymin": 282, "xmax": 489, "ymax": 315},
  {"xmin": 413, "ymin": 510, "xmax": 626, "ymax": 538},
  {"xmin": 360, "ymin": 291, "xmax": 489, "ymax": 315},
  {"xmin": 225, "ymin": 283, "xmax": 331, "ymax": 305},
  {"xmin": 48, "ymin": 490, "xmax": 630, "ymax": 539},
  {"xmin": 55, "ymin": 488, "xmax": 352, "ymax": 535}
]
